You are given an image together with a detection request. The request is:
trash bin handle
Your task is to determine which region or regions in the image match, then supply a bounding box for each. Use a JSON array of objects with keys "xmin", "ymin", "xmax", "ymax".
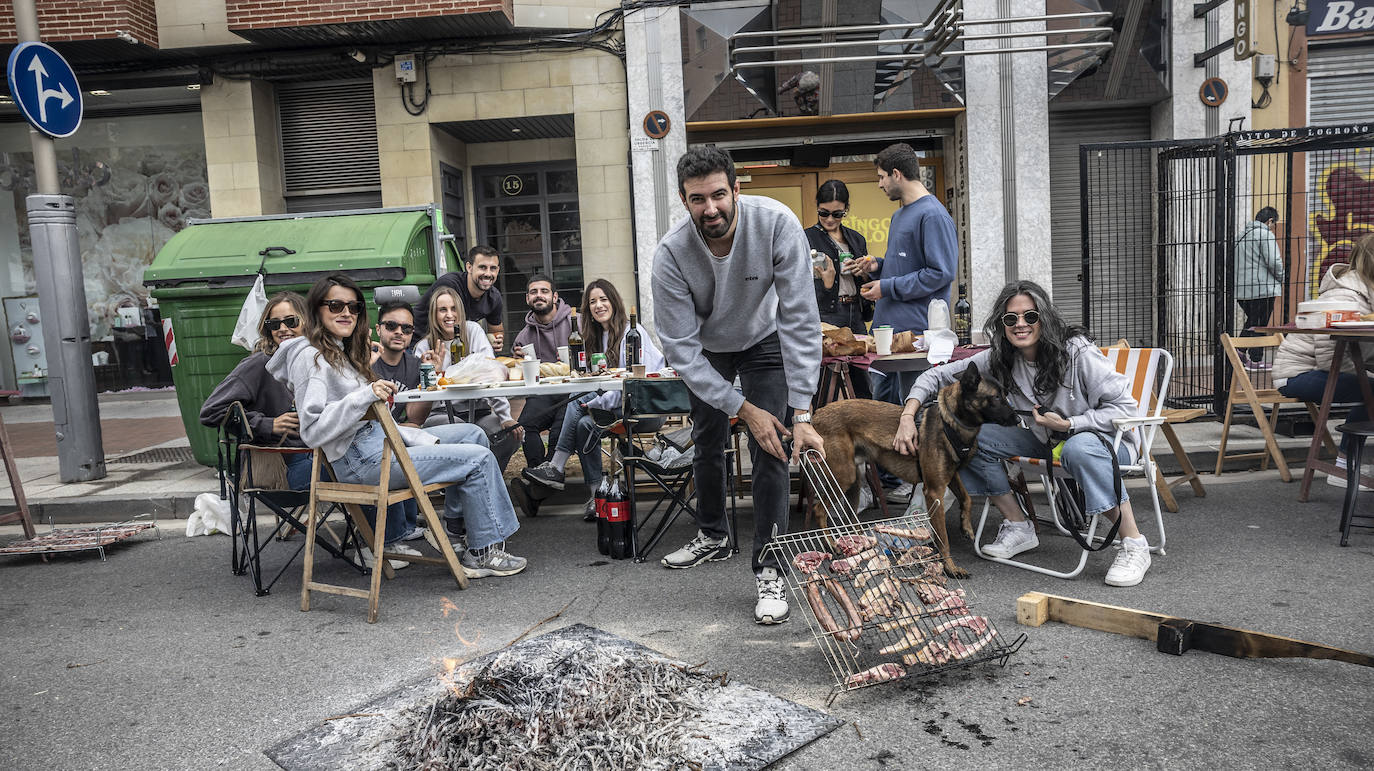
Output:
[{"xmin": 258, "ymin": 246, "xmax": 297, "ymax": 256}]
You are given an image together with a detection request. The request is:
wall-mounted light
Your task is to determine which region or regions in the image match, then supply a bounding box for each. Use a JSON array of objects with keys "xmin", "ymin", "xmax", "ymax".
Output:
[
  {"xmin": 114, "ymin": 29, "xmax": 139, "ymax": 45},
  {"xmin": 1286, "ymin": 1, "xmax": 1309, "ymax": 26},
  {"xmin": 348, "ymin": 49, "xmax": 368, "ymax": 63},
  {"xmin": 89, "ymin": 90, "xmax": 111, "ymax": 96},
  {"xmin": 186, "ymin": 84, "xmax": 201, "ymax": 91}
]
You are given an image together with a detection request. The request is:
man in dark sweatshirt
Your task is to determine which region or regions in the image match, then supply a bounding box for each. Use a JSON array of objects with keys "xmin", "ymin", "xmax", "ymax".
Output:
[
  {"xmin": 415, "ymin": 245, "xmax": 505, "ymax": 344},
  {"xmin": 651, "ymin": 145, "xmax": 823, "ymax": 626}
]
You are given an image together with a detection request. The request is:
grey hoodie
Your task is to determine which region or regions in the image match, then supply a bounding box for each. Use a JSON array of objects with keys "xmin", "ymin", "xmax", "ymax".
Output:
[
  {"xmin": 267, "ymin": 336, "xmax": 434, "ymax": 462},
  {"xmin": 1235, "ymin": 220, "xmax": 1283, "ymax": 301},
  {"xmin": 512, "ymin": 299, "xmax": 573, "ymax": 362},
  {"xmin": 906, "ymin": 336, "xmax": 1139, "ymax": 460}
]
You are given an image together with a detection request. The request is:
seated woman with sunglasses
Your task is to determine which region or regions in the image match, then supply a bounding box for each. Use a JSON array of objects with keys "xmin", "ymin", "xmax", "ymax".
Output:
[
  {"xmin": 893, "ymin": 280, "xmax": 1153, "ymax": 587},
  {"xmin": 410, "ymin": 285, "xmax": 521, "ymax": 471},
  {"xmin": 806, "ymin": 179, "xmax": 873, "ymax": 400},
  {"xmin": 267, "ymin": 275, "xmax": 526, "ymax": 578},
  {"xmin": 522, "ymin": 279, "xmax": 665, "ymax": 517},
  {"xmin": 200, "ymin": 291, "xmax": 314, "ymax": 490}
]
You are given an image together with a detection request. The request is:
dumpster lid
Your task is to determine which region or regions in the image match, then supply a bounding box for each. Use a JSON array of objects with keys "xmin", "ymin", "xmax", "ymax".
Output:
[{"xmin": 145, "ymin": 209, "xmax": 439, "ymax": 287}]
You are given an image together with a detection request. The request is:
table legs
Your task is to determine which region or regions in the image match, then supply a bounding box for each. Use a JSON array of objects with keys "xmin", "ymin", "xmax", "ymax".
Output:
[{"xmin": 1298, "ymin": 339, "xmax": 1374, "ymax": 502}]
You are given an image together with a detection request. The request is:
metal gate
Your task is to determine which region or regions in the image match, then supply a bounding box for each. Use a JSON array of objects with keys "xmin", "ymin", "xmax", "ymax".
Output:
[{"xmin": 1080, "ymin": 123, "xmax": 1374, "ymax": 413}]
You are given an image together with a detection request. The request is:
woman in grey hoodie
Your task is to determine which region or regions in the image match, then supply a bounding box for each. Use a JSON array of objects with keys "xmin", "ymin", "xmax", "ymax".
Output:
[
  {"xmin": 267, "ymin": 274, "xmax": 526, "ymax": 579},
  {"xmin": 895, "ymin": 280, "xmax": 1154, "ymax": 587}
]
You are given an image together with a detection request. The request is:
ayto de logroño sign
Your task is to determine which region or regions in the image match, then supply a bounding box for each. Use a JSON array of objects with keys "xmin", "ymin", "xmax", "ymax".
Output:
[{"xmin": 1308, "ymin": 0, "xmax": 1374, "ymax": 37}]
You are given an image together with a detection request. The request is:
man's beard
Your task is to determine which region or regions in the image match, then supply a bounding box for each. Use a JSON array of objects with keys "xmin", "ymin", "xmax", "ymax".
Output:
[
  {"xmin": 529, "ymin": 298, "xmax": 553, "ymax": 314},
  {"xmin": 695, "ymin": 205, "xmax": 734, "ymax": 240},
  {"xmin": 884, "ymin": 186, "xmax": 901, "ymax": 202}
]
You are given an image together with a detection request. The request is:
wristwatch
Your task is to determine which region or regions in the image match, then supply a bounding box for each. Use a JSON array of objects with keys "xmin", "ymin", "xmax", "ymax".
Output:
[{"xmin": 794, "ymin": 412, "xmax": 812, "ymax": 424}]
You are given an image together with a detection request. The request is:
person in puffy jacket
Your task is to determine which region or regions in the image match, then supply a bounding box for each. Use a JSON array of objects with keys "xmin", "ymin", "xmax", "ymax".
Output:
[
  {"xmin": 1273, "ymin": 232, "xmax": 1374, "ymax": 484},
  {"xmin": 1234, "ymin": 207, "xmax": 1284, "ymax": 369}
]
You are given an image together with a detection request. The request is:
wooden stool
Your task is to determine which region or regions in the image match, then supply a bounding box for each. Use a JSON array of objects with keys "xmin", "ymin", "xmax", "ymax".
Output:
[
  {"xmin": 1335, "ymin": 422, "xmax": 1374, "ymax": 546},
  {"xmin": 302, "ymin": 403, "xmax": 469, "ymax": 623}
]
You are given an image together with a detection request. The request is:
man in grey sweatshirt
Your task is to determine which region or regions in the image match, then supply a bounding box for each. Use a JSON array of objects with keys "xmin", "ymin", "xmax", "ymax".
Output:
[{"xmin": 651, "ymin": 145, "xmax": 823, "ymax": 625}]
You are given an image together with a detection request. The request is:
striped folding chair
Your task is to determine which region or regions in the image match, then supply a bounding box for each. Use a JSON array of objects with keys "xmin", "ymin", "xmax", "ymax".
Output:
[{"xmin": 972, "ymin": 345, "xmax": 1173, "ymax": 579}]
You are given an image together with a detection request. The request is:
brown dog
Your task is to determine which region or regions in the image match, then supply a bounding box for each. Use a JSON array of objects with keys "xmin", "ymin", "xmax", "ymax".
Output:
[{"xmin": 810, "ymin": 364, "xmax": 1018, "ymax": 577}]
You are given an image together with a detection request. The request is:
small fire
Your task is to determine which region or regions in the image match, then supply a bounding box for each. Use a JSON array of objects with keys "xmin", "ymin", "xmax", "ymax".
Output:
[{"xmin": 438, "ymin": 597, "xmax": 481, "ymax": 696}]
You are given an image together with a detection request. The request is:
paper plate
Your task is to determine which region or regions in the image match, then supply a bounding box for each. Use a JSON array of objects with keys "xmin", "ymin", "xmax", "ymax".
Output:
[
  {"xmin": 1331, "ymin": 321, "xmax": 1374, "ymax": 328},
  {"xmin": 443, "ymin": 383, "xmax": 489, "ymax": 391},
  {"xmin": 569, "ymin": 375, "xmax": 614, "ymax": 383}
]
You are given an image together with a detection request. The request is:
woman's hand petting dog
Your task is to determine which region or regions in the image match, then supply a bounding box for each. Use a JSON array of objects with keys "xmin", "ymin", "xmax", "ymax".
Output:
[
  {"xmin": 1032, "ymin": 406, "xmax": 1072, "ymax": 434},
  {"xmin": 893, "ymin": 413, "xmax": 918, "ymax": 455}
]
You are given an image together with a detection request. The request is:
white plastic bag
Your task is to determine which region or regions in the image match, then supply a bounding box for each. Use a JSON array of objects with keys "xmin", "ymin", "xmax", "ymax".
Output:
[
  {"xmin": 231, "ymin": 273, "xmax": 269, "ymax": 351},
  {"xmin": 186, "ymin": 492, "xmax": 232, "ymax": 537},
  {"xmin": 443, "ymin": 354, "xmax": 511, "ymax": 385},
  {"xmin": 927, "ymin": 298, "xmax": 950, "ymax": 331}
]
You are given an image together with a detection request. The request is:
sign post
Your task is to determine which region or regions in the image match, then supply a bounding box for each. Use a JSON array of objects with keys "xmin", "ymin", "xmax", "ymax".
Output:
[{"xmin": 6, "ymin": 9, "xmax": 105, "ymax": 482}]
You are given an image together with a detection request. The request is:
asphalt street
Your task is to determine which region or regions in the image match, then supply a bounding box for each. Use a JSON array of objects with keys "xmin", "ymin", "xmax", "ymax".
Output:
[{"xmin": 2, "ymin": 468, "xmax": 1372, "ymax": 770}]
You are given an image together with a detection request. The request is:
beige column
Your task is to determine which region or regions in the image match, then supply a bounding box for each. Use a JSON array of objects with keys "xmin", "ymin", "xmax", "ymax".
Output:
[{"xmin": 201, "ymin": 79, "xmax": 284, "ymax": 216}]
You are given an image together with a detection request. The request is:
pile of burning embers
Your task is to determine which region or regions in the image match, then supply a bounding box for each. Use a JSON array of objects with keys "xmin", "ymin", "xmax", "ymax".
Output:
[{"xmin": 381, "ymin": 644, "xmax": 729, "ymax": 769}]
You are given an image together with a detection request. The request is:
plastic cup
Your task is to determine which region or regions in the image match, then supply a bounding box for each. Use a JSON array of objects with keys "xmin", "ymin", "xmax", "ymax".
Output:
[
  {"xmin": 522, "ymin": 359, "xmax": 539, "ymax": 386},
  {"xmin": 874, "ymin": 326, "xmax": 894, "ymax": 356},
  {"xmin": 558, "ymin": 345, "xmax": 570, "ymax": 368}
]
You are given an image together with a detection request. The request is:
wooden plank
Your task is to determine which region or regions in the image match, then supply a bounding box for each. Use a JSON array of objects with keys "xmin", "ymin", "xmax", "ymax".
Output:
[
  {"xmin": 306, "ymin": 582, "xmax": 372, "ymax": 600},
  {"xmin": 1016, "ymin": 592, "xmax": 1169, "ymax": 641},
  {"xmin": 1016, "ymin": 592, "xmax": 1049, "ymax": 627}
]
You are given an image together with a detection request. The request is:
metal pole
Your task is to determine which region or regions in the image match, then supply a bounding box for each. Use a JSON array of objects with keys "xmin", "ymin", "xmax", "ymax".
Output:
[{"xmin": 14, "ymin": 0, "xmax": 105, "ymax": 482}]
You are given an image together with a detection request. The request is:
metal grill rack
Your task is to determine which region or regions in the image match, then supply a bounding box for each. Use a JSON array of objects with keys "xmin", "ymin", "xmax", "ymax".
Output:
[{"xmin": 765, "ymin": 451, "xmax": 1024, "ymax": 693}]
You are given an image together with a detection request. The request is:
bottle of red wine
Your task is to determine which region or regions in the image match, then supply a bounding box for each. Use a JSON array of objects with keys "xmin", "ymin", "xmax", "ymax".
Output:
[
  {"xmin": 625, "ymin": 308, "xmax": 642, "ymax": 368},
  {"xmin": 568, "ymin": 311, "xmax": 586, "ymax": 374}
]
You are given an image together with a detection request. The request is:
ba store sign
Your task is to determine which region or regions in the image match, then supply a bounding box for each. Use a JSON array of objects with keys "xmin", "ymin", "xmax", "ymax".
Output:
[{"xmin": 1309, "ymin": 0, "xmax": 1374, "ymax": 36}]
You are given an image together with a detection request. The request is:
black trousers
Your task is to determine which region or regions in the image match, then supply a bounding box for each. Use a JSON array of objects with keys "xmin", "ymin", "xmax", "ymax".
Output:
[
  {"xmin": 519, "ymin": 395, "xmax": 567, "ymax": 466},
  {"xmin": 1238, "ymin": 297, "xmax": 1275, "ymax": 362},
  {"xmin": 689, "ymin": 334, "xmax": 791, "ymax": 574}
]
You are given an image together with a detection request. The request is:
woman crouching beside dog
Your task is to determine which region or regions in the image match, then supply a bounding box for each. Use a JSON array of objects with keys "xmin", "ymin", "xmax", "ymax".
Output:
[{"xmin": 893, "ymin": 280, "xmax": 1154, "ymax": 587}]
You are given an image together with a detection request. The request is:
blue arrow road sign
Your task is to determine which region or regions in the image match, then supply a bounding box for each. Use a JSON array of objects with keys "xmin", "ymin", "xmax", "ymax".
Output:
[{"xmin": 6, "ymin": 42, "xmax": 83, "ymax": 139}]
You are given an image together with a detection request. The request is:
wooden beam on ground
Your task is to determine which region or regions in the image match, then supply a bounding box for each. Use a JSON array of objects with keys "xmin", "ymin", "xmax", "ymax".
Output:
[{"xmin": 1017, "ymin": 592, "xmax": 1374, "ymax": 668}]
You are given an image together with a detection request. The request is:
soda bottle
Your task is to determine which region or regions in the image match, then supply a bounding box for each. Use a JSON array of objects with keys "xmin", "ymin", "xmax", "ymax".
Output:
[
  {"xmin": 954, "ymin": 283, "xmax": 972, "ymax": 346},
  {"xmin": 625, "ymin": 309, "xmax": 642, "ymax": 368},
  {"xmin": 568, "ymin": 311, "xmax": 586, "ymax": 374},
  {"xmin": 595, "ymin": 474, "xmax": 611, "ymax": 556},
  {"xmin": 607, "ymin": 472, "xmax": 630, "ymax": 560}
]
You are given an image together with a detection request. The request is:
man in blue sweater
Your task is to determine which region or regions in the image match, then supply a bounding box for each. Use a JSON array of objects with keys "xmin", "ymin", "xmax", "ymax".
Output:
[
  {"xmin": 858, "ymin": 143, "xmax": 958, "ymax": 497},
  {"xmin": 652, "ymin": 145, "xmax": 823, "ymax": 625}
]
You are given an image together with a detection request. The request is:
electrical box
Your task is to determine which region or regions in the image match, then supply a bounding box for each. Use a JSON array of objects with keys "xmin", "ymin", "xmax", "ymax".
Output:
[
  {"xmin": 1255, "ymin": 54, "xmax": 1277, "ymax": 80},
  {"xmin": 395, "ymin": 54, "xmax": 417, "ymax": 83}
]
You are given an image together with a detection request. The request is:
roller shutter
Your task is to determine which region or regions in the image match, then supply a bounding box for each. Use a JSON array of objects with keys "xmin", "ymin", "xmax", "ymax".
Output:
[
  {"xmin": 1048, "ymin": 107, "xmax": 1152, "ymax": 327},
  {"xmin": 278, "ymin": 80, "xmax": 383, "ymax": 212},
  {"xmin": 1308, "ymin": 45, "xmax": 1374, "ymax": 126}
]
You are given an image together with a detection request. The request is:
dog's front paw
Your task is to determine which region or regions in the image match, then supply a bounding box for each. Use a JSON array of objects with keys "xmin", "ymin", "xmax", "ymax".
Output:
[
  {"xmin": 944, "ymin": 560, "xmax": 969, "ymax": 579},
  {"xmin": 960, "ymin": 521, "xmax": 976, "ymax": 543}
]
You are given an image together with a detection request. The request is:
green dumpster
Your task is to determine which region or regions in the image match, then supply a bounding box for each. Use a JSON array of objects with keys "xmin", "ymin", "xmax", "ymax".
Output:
[{"xmin": 144, "ymin": 207, "xmax": 457, "ymax": 467}]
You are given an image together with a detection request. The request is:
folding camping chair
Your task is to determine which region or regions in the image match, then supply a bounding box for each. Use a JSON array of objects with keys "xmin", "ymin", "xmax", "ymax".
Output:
[
  {"xmin": 973, "ymin": 346, "xmax": 1173, "ymax": 579},
  {"xmin": 601, "ymin": 377, "xmax": 738, "ymax": 562},
  {"xmin": 217, "ymin": 401, "xmax": 365, "ymax": 596}
]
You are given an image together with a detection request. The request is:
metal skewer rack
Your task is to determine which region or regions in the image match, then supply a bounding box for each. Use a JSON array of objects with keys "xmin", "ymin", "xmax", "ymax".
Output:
[{"xmin": 764, "ymin": 450, "xmax": 1024, "ymax": 694}]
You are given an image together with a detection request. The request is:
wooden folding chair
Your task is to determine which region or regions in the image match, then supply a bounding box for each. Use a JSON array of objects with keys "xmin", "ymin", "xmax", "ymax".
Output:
[
  {"xmin": 974, "ymin": 346, "xmax": 1173, "ymax": 579},
  {"xmin": 1215, "ymin": 333, "xmax": 1334, "ymax": 482},
  {"xmin": 301, "ymin": 402, "xmax": 469, "ymax": 623}
]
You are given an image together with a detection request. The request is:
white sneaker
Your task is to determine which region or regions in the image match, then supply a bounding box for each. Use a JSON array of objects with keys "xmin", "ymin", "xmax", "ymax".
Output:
[
  {"xmin": 1105, "ymin": 537, "xmax": 1152, "ymax": 586},
  {"xmin": 1327, "ymin": 460, "xmax": 1374, "ymax": 492},
  {"xmin": 886, "ymin": 482, "xmax": 914, "ymax": 503},
  {"xmin": 360, "ymin": 544, "xmax": 415, "ymax": 570},
  {"xmin": 855, "ymin": 484, "xmax": 874, "ymax": 512},
  {"xmin": 754, "ymin": 567, "xmax": 790, "ymax": 624},
  {"xmin": 981, "ymin": 521, "xmax": 1038, "ymax": 559},
  {"xmin": 401, "ymin": 526, "xmax": 428, "ymax": 542}
]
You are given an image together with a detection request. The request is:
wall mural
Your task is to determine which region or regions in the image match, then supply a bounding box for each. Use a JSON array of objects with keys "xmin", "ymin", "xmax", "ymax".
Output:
[
  {"xmin": 1308, "ymin": 153, "xmax": 1374, "ymax": 296},
  {"xmin": 0, "ymin": 144, "xmax": 208, "ymax": 339}
]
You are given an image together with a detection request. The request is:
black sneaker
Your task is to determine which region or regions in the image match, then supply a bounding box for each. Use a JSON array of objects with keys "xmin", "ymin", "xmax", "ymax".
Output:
[
  {"xmin": 522, "ymin": 461, "xmax": 566, "ymax": 491},
  {"xmin": 507, "ymin": 478, "xmax": 537, "ymax": 518}
]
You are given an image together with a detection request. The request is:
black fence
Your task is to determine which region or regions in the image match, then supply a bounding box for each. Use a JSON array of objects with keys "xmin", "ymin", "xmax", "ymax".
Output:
[{"xmin": 1078, "ymin": 124, "xmax": 1374, "ymax": 413}]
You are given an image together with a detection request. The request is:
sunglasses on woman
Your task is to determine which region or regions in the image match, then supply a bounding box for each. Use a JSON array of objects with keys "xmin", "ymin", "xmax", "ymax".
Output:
[
  {"xmin": 380, "ymin": 320, "xmax": 415, "ymax": 334},
  {"xmin": 1000, "ymin": 310, "xmax": 1041, "ymax": 327},
  {"xmin": 262, "ymin": 315, "xmax": 300, "ymax": 332},
  {"xmin": 817, "ymin": 209, "xmax": 847, "ymax": 219},
  {"xmin": 320, "ymin": 299, "xmax": 364, "ymax": 315}
]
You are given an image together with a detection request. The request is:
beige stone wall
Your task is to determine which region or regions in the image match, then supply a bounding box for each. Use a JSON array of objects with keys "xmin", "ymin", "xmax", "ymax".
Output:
[
  {"xmin": 201, "ymin": 78, "xmax": 284, "ymax": 216},
  {"xmin": 375, "ymin": 50, "xmax": 633, "ymax": 296},
  {"xmin": 155, "ymin": 0, "xmax": 250, "ymax": 48},
  {"xmin": 512, "ymin": 0, "xmax": 617, "ymax": 30}
]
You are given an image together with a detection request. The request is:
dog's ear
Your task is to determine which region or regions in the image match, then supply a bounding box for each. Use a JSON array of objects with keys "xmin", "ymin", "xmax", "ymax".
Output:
[{"xmin": 959, "ymin": 363, "xmax": 982, "ymax": 390}]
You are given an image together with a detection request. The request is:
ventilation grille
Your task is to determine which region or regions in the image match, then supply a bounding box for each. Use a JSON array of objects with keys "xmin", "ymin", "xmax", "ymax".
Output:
[{"xmin": 279, "ymin": 80, "xmax": 381, "ymax": 196}]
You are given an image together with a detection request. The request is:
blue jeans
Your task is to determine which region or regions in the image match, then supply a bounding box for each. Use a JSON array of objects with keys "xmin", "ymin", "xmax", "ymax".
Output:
[
  {"xmin": 284, "ymin": 451, "xmax": 313, "ymax": 491},
  {"xmin": 960, "ymin": 423, "xmax": 1132, "ymax": 518},
  {"xmin": 554, "ymin": 393, "xmax": 606, "ymax": 486},
  {"xmin": 335, "ymin": 421, "xmax": 519, "ymax": 550},
  {"xmin": 1278, "ymin": 370, "xmax": 1370, "ymax": 455}
]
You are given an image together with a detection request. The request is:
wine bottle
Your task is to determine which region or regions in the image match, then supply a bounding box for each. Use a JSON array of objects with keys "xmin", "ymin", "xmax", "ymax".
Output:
[
  {"xmin": 625, "ymin": 308, "xmax": 642, "ymax": 368},
  {"xmin": 954, "ymin": 283, "xmax": 972, "ymax": 346},
  {"xmin": 568, "ymin": 311, "xmax": 586, "ymax": 374}
]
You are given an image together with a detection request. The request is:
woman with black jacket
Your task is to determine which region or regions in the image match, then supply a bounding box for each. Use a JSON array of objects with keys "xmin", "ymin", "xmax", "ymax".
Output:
[{"xmin": 806, "ymin": 179, "xmax": 873, "ymax": 399}]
